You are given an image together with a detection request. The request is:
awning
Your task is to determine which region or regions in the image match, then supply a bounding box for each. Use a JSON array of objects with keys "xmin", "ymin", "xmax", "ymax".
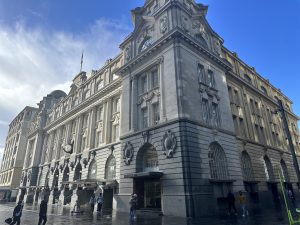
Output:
[
  {"xmin": 124, "ymin": 171, "xmax": 164, "ymax": 179},
  {"xmin": 209, "ymin": 179, "xmax": 236, "ymax": 183},
  {"xmin": 61, "ymin": 179, "xmax": 117, "ymax": 187}
]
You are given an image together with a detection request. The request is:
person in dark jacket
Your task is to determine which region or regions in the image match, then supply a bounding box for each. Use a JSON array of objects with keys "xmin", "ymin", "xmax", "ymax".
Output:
[
  {"xmin": 227, "ymin": 191, "xmax": 237, "ymax": 215},
  {"xmin": 10, "ymin": 201, "xmax": 23, "ymax": 225},
  {"xmin": 38, "ymin": 200, "xmax": 48, "ymax": 225}
]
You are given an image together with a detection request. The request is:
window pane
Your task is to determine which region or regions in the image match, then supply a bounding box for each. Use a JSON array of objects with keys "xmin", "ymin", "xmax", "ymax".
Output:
[{"xmin": 142, "ymin": 108, "xmax": 148, "ymax": 128}]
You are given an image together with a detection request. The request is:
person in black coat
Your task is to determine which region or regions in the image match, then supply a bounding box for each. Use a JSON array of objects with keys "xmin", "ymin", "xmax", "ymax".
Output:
[
  {"xmin": 227, "ymin": 191, "xmax": 237, "ymax": 215},
  {"xmin": 10, "ymin": 201, "xmax": 23, "ymax": 225},
  {"xmin": 38, "ymin": 200, "xmax": 48, "ymax": 225}
]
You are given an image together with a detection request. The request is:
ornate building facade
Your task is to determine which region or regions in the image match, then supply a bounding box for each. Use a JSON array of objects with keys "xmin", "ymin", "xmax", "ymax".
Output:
[
  {"xmin": 2, "ymin": 0, "xmax": 299, "ymax": 217},
  {"xmin": 0, "ymin": 107, "xmax": 38, "ymax": 201}
]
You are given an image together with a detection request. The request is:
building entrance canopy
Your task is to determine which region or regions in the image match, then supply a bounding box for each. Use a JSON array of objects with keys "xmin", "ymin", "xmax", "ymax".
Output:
[{"xmin": 124, "ymin": 171, "xmax": 163, "ymax": 179}]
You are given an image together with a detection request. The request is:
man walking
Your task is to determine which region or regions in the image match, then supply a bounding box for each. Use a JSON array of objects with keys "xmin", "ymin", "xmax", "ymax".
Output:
[
  {"xmin": 238, "ymin": 191, "xmax": 248, "ymax": 217},
  {"xmin": 96, "ymin": 193, "xmax": 103, "ymax": 213},
  {"xmin": 227, "ymin": 191, "xmax": 237, "ymax": 215},
  {"xmin": 89, "ymin": 195, "xmax": 95, "ymax": 213},
  {"xmin": 10, "ymin": 201, "xmax": 23, "ymax": 225},
  {"xmin": 38, "ymin": 200, "xmax": 48, "ymax": 225}
]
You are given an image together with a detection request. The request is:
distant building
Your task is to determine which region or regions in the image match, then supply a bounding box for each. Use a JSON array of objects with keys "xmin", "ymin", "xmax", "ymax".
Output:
[
  {"xmin": 1, "ymin": 0, "xmax": 299, "ymax": 217},
  {"xmin": 0, "ymin": 107, "xmax": 38, "ymax": 201}
]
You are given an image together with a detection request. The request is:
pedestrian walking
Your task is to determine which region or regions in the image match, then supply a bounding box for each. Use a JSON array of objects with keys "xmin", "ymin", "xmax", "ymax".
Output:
[
  {"xmin": 89, "ymin": 196, "xmax": 95, "ymax": 213},
  {"xmin": 288, "ymin": 189, "xmax": 296, "ymax": 207},
  {"xmin": 227, "ymin": 191, "xmax": 237, "ymax": 215},
  {"xmin": 96, "ymin": 193, "xmax": 103, "ymax": 213},
  {"xmin": 38, "ymin": 200, "xmax": 48, "ymax": 225},
  {"xmin": 238, "ymin": 191, "xmax": 248, "ymax": 217},
  {"xmin": 10, "ymin": 201, "xmax": 23, "ymax": 225},
  {"xmin": 129, "ymin": 194, "xmax": 137, "ymax": 220}
]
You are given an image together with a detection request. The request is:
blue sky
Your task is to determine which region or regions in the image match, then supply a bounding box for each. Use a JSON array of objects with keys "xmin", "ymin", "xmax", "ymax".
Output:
[{"xmin": 0, "ymin": 0, "xmax": 299, "ymax": 159}]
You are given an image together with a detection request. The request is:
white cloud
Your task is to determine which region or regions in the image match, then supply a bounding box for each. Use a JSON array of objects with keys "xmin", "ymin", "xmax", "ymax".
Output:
[
  {"xmin": 0, "ymin": 18, "xmax": 131, "ymax": 146},
  {"xmin": 0, "ymin": 147, "xmax": 3, "ymax": 164}
]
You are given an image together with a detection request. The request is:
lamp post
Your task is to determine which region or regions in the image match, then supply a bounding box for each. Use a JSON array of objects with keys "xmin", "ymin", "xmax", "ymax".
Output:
[{"xmin": 278, "ymin": 99, "xmax": 300, "ymax": 185}]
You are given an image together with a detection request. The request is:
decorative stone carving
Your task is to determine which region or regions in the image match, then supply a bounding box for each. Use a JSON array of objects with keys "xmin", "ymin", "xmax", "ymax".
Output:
[
  {"xmin": 83, "ymin": 158, "xmax": 88, "ymax": 168},
  {"xmin": 112, "ymin": 113, "xmax": 120, "ymax": 125},
  {"xmin": 213, "ymin": 38, "xmax": 222, "ymax": 56},
  {"xmin": 123, "ymin": 142, "xmax": 134, "ymax": 165},
  {"xmin": 142, "ymin": 130, "xmax": 150, "ymax": 145},
  {"xmin": 182, "ymin": 17, "xmax": 189, "ymax": 33},
  {"xmin": 160, "ymin": 16, "xmax": 168, "ymax": 34},
  {"xmin": 125, "ymin": 45, "xmax": 131, "ymax": 61},
  {"xmin": 27, "ymin": 171, "xmax": 32, "ymax": 183},
  {"xmin": 59, "ymin": 164, "xmax": 64, "ymax": 172},
  {"xmin": 162, "ymin": 130, "xmax": 177, "ymax": 158},
  {"xmin": 70, "ymin": 162, "xmax": 75, "ymax": 170}
]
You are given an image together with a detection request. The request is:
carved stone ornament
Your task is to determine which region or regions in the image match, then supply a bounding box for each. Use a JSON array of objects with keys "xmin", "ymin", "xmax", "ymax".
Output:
[
  {"xmin": 59, "ymin": 164, "xmax": 64, "ymax": 172},
  {"xmin": 162, "ymin": 130, "xmax": 177, "ymax": 158},
  {"xmin": 213, "ymin": 39, "xmax": 222, "ymax": 56},
  {"xmin": 70, "ymin": 162, "xmax": 75, "ymax": 170},
  {"xmin": 125, "ymin": 45, "xmax": 131, "ymax": 61},
  {"xmin": 123, "ymin": 142, "xmax": 134, "ymax": 165},
  {"xmin": 27, "ymin": 171, "xmax": 32, "ymax": 183},
  {"xmin": 83, "ymin": 158, "xmax": 88, "ymax": 168},
  {"xmin": 160, "ymin": 16, "xmax": 168, "ymax": 34}
]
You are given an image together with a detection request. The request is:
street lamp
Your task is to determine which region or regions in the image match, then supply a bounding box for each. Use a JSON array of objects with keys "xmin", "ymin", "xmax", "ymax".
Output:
[{"xmin": 277, "ymin": 99, "xmax": 300, "ymax": 186}]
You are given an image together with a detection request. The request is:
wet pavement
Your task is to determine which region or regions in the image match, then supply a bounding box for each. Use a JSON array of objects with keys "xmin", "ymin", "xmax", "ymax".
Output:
[{"xmin": 0, "ymin": 203, "xmax": 293, "ymax": 225}]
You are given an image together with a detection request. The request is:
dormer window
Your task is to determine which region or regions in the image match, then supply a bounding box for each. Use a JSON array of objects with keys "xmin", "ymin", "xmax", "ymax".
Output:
[
  {"xmin": 261, "ymin": 86, "xmax": 268, "ymax": 95},
  {"xmin": 244, "ymin": 74, "xmax": 252, "ymax": 84}
]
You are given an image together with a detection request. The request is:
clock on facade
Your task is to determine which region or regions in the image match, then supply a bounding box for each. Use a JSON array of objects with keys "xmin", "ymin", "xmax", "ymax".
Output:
[{"xmin": 63, "ymin": 144, "xmax": 73, "ymax": 154}]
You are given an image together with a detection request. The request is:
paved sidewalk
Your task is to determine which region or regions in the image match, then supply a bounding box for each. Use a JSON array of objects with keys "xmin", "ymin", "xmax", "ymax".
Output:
[{"xmin": 0, "ymin": 203, "xmax": 292, "ymax": 225}]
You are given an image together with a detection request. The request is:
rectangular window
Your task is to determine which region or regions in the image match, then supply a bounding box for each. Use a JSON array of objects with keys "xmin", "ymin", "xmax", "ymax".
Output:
[
  {"xmin": 211, "ymin": 103, "xmax": 220, "ymax": 127},
  {"xmin": 202, "ymin": 99, "xmax": 209, "ymax": 124},
  {"xmin": 233, "ymin": 116, "xmax": 239, "ymax": 133},
  {"xmin": 142, "ymin": 108, "xmax": 148, "ymax": 128},
  {"xmin": 152, "ymin": 103, "xmax": 160, "ymax": 125},
  {"xmin": 198, "ymin": 64, "xmax": 205, "ymax": 84},
  {"xmin": 234, "ymin": 90, "xmax": 240, "ymax": 106},
  {"xmin": 239, "ymin": 118, "xmax": 246, "ymax": 138},
  {"xmin": 151, "ymin": 68, "xmax": 159, "ymax": 88},
  {"xmin": 97, "ymin": 80, "xmax": 104, "ymax": 91},
  {"xmin": 207, "ymin": 70, "xmax": 215, "ymax": 88},
  {"xmin": 141, "ymin": 76, "xmax": 147, "ymax": 94},
  {"xmin": 96, "ymin": 106, "xmax": 103, "ymax": 121},
  {"xmin": 82, "ymin": 114, "xmax": 89, "ymax": 129}
]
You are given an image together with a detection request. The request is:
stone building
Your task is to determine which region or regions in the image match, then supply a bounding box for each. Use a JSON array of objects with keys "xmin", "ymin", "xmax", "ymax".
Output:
[
  {"xmin": 0, "ymin": 107, "xmax": 38, "ymax": 201},
  {"xmin": 7, "ymin": 0, "xmax": 300, "ymax": 218}
]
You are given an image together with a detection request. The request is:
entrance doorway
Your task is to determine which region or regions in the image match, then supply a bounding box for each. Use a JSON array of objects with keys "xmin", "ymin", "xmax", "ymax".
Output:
[
  {"xmin": 103, "ymin": 188, "xmax": 114, "ymax": 209},
  {"xmin": 135, "ymin": 178, "xmax": 161, "ymax": 210}
]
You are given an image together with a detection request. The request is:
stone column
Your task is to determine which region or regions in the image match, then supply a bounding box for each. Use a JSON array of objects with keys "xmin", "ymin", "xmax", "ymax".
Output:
[
  {"xmin": 131, "ymin": 76, "xmax": 138, "ymax": 131},
  {"xmin": 158, "ymin": 56, "xmax": 166, "ymax": 121},
  {"xmin": 88, "ymin": 107, "xmax": 96, "ymax": 149},
  {"xmin": 63, "ymin": 122, "xmax": 72, "ymax": 158},
  {"xmin": 74, "ymin": 116, "xmax": 83, "ymax": 154},
  {"xmin": 55, "ymin": 128, "xmax": 62, "ymax": 160},
  {"xmin": 105, "ymin": 99, "xmax": 112, "ymax": 143}
]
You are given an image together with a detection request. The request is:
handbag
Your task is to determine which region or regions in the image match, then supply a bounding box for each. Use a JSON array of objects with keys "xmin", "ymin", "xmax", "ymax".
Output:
[{"xmin": 5, "ymin": 218, "xmax": 13, "ymax": 224}]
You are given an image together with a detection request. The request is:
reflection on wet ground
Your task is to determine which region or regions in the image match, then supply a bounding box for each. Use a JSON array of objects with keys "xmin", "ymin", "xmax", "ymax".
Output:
[{"xmin": 0, "ymin": 203, "xmax": 291, "ymax": 225}]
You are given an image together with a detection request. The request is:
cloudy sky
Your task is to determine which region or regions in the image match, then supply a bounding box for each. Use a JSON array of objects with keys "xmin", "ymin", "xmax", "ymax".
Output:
[{"xmin": 0, "ymin": 0, "xmax": 299, "ymax": 162}]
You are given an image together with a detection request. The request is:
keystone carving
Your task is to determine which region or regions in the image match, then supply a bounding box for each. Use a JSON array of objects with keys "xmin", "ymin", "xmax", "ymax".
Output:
[
  {"xmin": 123, "ymin": 142, "xmax": 134, "ymax": 165},
  {"xmin": 162, "ymin": 130, "xmax": 177, "ymax": 158}
]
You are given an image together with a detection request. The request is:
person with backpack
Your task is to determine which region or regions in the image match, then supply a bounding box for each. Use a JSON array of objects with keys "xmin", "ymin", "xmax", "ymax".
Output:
[
  {"xmin": 10, "ymin": 201, "xmax": 23, "ymax": 225},
  {"xmin": 38, "ymin": 200, "xmax": 48, "ymax": 225},
  {"xmin": 96, "ymin": 193, "xmax": 103, "ymax": 213}
]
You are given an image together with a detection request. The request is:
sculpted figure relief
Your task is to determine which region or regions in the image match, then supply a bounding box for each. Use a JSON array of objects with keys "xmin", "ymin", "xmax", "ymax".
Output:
[{"xmin": 160, "ymin": 16, "xmax": 168, "ymax": 34}]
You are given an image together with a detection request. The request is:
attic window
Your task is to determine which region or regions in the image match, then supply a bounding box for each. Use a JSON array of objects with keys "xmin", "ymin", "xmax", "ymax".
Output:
[
  {"xmin": 244, "ymin": 74, "xmax": 252, "ymax": 84},
  {"xmin": 140, "ymin": 37, "xmax": 153, "ymax": 52}
]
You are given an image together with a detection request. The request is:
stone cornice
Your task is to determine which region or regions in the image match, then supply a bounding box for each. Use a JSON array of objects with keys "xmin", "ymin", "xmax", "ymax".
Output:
[
  {"xmin": 45, "ymin": 79, "xmax": 122, "ymax": 132},
  {"xmin": 227, "ymin": 70, "xmax": 299, "ymax": 120},
  {"xmin": 117, "ymin": 28, "xmax": 232, "ymax": 76}
]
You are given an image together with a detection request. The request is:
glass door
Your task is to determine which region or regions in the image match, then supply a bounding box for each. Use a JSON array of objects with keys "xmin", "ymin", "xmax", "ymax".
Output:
[{"xmin": 144, "ymin": 180, "xmax": 161, "ymax": 209}]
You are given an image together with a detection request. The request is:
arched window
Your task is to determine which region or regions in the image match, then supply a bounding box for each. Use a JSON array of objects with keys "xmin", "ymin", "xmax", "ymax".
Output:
[
  {"xmin": 263, "ymin": 156, "xmax": 274, "ymax": 181},
  {"xmin": 73, "ymin": 163, "xmax": 82, "ymax": 181},
  {"xmin": 244, "ymin": 74, "xmax": 252, "ymax": 84},
  {"xmin": 53, "ymin": 169, "xmax": 59, "ymax": 188},
  {"xmin": 136, "ymin": 144, "xmax": 159, "ymax": 173},
  {"xmin": 241, "ymin": 151, "xmax": 254, "ymax": 181},
  {"xmin": 280, "ymin": 159, "xmax": 289, "ymax": 182},
  {"xmin": 45, "ymin": 171, "xmax": 49, "ymax": 187},
  {"xmin": 139, "ymin": 37, "xmax": 153, "ymax": 53},
  {"xmin": 88, "ymin": 160, "xmax": 97, "ymax": 180},
  {"xmin": 261, "ymin": 86, "xmax": 268, "ymax": 95},
  {"xmin": 62, "ymin": 166, "xmax": 69, "ymax": 182},
  {"xmin": 208, "ymin": 142, "xmax": 229, "ymax": 180},
  {"xmin": 105, "ymin": 156, "xmax": 116, "ymax": 180}
]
